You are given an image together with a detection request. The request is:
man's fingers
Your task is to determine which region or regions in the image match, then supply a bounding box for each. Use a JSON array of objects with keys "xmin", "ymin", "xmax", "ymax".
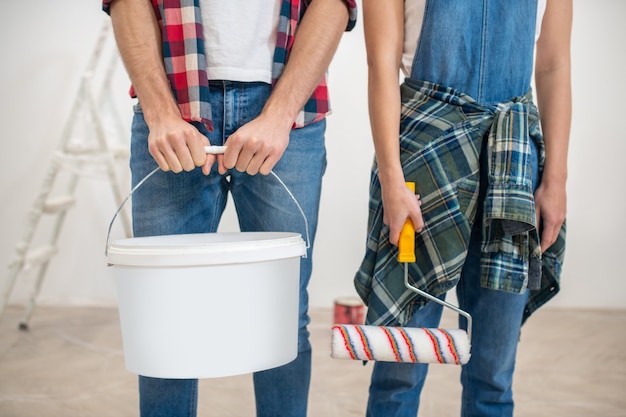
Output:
[{"xmin": 201, "ymin": 154, "xmax": 217, "ymax": 175}]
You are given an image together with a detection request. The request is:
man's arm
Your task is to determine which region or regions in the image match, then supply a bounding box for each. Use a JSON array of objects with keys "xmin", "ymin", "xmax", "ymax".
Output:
[
  {"xmin": 221, "ymin": 0, "xmax": 351, "ymax": 176},
  {"xmin": 534, "ymin": 0, "xmax": 573, "ymax": 251},
  {"xmin": 109, "ymin": 0, "xmax": 211, "ymax": 174}
]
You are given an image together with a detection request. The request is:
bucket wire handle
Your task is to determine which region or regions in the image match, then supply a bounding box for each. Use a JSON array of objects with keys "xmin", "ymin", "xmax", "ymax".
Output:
[
  {"xmin": 105, "ymin": 145, "xmax": 310, "ymax": 256},
  {"xmin": 398, "ymin": 182, "xmax": 472, "ymax": 342}
]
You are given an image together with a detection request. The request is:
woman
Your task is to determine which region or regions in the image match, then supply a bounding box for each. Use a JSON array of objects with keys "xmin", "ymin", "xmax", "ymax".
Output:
[{"xmin": 355, "ymin": 1, "xmax": 572, "ymax": 415}]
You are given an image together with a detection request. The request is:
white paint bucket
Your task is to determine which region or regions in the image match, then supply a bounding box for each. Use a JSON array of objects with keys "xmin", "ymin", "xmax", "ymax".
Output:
[{"xmin": 107, "ymin": 232, "xmax": 306, "ymax": 379}]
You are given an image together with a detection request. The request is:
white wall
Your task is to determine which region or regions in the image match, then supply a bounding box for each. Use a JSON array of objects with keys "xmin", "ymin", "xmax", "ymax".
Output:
[{"xmin": 1, "ymin": 0, "xmax": 624, "ymax": 312}]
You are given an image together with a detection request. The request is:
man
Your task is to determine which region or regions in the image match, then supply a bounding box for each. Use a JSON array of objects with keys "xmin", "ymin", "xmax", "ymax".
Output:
[{"xmin": 103, "ymin": 0, "xmax": 357, "ymax": 416}]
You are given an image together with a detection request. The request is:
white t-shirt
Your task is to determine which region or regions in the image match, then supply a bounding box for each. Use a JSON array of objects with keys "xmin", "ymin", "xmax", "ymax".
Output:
[
  {"xmin": 401, "ymin": 0, "xmax": 547, "ymax": 77},
  {"xmin": 199, "ymin": 0, "xmax": 281, "ymax": 83}
]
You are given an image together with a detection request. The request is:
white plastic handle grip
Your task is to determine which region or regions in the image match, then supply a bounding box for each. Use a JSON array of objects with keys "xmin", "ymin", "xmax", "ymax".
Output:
[{"xmin": 205, "ymin": 145, "xmax": 227, "ymax": 154}]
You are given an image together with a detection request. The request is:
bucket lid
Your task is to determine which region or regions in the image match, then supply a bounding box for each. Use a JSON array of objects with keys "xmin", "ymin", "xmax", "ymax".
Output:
[{"xmin": 107, "ymin": 232, "xmax": 306, "ymax": 267}]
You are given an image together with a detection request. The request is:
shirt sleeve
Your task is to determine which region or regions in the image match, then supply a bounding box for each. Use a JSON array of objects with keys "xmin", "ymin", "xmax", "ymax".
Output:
[
  {"xmin": 102, "ymin": 0, "xmax": 113, "ymax": 14},
  {"xmin": 343, "ymin": 0, "xmax": 358, "ymax": 31}
]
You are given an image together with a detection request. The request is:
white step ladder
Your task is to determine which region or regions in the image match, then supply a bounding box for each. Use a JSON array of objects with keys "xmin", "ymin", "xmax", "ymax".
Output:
[{"xmin": 0, "ymin": 21, "xmax": 132, "ymax": 329}]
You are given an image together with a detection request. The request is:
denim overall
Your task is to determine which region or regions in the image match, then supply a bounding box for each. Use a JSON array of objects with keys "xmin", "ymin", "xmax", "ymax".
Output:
[{"xmin": 366, "ymin": 1, "xmax": 540, "ymax": 416}]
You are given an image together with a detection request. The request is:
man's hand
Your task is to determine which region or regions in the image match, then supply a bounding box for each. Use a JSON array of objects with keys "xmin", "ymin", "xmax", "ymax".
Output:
[
  {"xmin": 220, "ymin": 113, "xmax": 292, "ymax": 176},
  {"xmin": 147, "ymin": 116, "xmax": 214, "ymax": 175},
  {"xmin": 217, "ymin": 0, "xmax": 350, "ymax": 176}
]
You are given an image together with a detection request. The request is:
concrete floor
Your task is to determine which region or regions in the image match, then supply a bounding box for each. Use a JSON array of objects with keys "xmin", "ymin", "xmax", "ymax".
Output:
[{"xmin": 1, "ymin": 305, "xmax": 625, "ymax": 417}]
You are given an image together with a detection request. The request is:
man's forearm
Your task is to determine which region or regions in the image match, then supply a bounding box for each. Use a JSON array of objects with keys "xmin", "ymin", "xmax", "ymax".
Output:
[
  {"xmin": 109, "ymin": 0, "xmax": 181, "ymax": 125},
  {"xmin": 262, "ymin": 0, "xmax": 350, "ymax": 128}
]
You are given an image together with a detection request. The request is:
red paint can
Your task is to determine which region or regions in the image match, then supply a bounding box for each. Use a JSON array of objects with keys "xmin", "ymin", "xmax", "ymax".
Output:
[{"xmin": 333, "ymin": 296, "xmax": 366, "ymax": 325}]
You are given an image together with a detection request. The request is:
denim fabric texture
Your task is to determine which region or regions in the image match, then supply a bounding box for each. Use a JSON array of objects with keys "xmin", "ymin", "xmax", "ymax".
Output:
[
  {"xmin": 362, "ymin": 1, "xmax": 565, "ymax": 416},
  {"xmin": 130, "ymin": 81, "xmax": 327, "ymax": 417},
  {"xmin": 354, "ymin": 79, "xmax": 562, "ymax": 328},
  {"xmin": 412, "ymin": 0, "xmax": 537, "ymax": 106},
  {"xmin": 366, "ymin": 116, "xmax": 540, "ymax": 417}
]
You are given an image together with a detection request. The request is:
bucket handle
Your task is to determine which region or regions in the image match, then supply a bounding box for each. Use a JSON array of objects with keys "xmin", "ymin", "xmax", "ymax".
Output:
[{"xmin": 105, "ymin": 146, "xmax": 310, "ymax": 256}]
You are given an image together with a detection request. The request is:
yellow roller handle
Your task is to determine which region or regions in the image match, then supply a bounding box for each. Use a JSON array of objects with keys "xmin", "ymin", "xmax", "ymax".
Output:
[{"xmin": 398, "ymin": 182, "xmax": 416, "ymax": 263}]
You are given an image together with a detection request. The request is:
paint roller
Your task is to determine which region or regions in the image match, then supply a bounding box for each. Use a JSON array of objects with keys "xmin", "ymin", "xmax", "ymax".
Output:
[{"xmin": 331, "ymin": 182, "xmax": 472, "ymax": 365}]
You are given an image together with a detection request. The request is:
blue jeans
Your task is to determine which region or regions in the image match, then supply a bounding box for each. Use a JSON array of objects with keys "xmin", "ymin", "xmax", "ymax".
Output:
[
  {"xmin": 129, "ymin": 81, "xmax": 327, "ymax": 417},
  {"xmin": 366, "ymin": 135, "xmax": 540, "ymax": 417}
]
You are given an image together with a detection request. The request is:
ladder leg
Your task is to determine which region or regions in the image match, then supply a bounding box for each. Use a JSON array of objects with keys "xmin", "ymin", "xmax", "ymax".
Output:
[
  {"xmin": 2, "ymin": 22, "xmax": 129, "ymax": 326},
  {"xmin": 19, "ymin": 260, "xmax": 53, "ymax": 331},
  {"xmin": 1, "ymin": 157, "xmax": 62, "ymax": 323},
  {"xmin": 0, "ymin": 262, "xmax": 25, "ymax": 320},
  {"xmin": 18, "ymin": 172, "xmax": 79, "ymax": 329}
]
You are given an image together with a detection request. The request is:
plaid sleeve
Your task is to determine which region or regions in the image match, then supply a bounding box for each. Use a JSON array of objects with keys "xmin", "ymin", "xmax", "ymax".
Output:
[
  {"xmin": 283, "ymin": 0, "xmax": 357, "ymax": 127},
  {"xmin": 102, "ymin": 0, "xmax": 112, "ymax": 14},
  {"xmin": 304, "ymin": 0, "xmax": 357, "ymax": 30},
  {"xmin": 343, "ymin": 0, "xmax": 358, "ymax": 31}
]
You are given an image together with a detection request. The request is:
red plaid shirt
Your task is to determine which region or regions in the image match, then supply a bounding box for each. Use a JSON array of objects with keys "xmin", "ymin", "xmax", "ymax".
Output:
[{"xmin": 103, "ymin": 0, "xmax": 357, "ymax": 130}]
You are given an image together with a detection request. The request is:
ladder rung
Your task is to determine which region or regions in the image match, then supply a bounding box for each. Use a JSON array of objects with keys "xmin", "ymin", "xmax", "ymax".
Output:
[
  {"xmin": 110, "ymin": 145, "xmax": 130, "ymax": 159},
  {"xmin": 0, "ymin": 22, "xmax": 129, "ymax": 327},
  {"xmin": 43, "ymin": 196, "xmax": 76, "ymax": 213},
  {"xmin": 22, "ymin": 245, "xmax": 58, "ymax": 270},
  {"xmin": 64, "ymin": 143, "xmax": 100, "ymax": 155}
]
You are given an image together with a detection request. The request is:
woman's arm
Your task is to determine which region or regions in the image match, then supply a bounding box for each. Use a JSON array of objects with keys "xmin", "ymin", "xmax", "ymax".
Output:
[
  {"xmin": 534, "ymin": 0, "xmax": 573, "ymax": 251},
  {"xmin": 363, "ymin": 0, "xmax": 424, "ymax": 245}
]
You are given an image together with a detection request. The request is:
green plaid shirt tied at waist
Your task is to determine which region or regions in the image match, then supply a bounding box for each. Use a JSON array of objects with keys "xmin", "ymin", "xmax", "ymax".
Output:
[{"xmin": 355, "ymin": 78, "xmax": 566, "ymax": 327}]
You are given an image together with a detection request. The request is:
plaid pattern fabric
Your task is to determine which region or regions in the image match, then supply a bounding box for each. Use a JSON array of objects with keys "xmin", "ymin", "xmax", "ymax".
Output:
[
  {"xmin": 155, "ymin": 0, "xmax": 212, "ymax": 129},
  {"xmin": 481, "ymin": 100, "xmax": 541, "ymax": 292},
  {"xmin": 103, "ymin": 0, "xmax": 358, "ymax": 130},
  {"xmin": 354, "ymin": 79, "xmax": 565, "ymax": 327}
]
